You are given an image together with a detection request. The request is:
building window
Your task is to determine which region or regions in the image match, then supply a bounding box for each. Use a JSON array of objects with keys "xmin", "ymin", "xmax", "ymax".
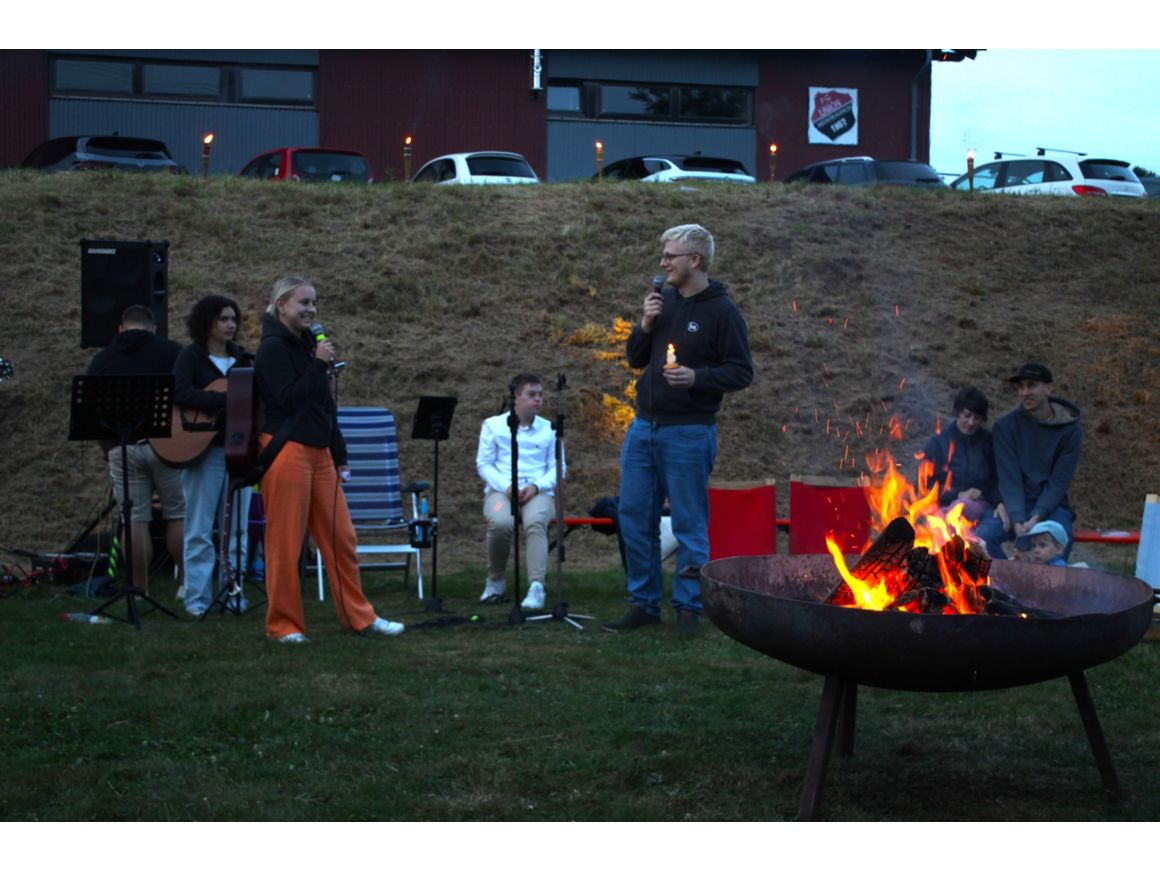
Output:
[
  {"xmin": 548, "ymin": 79, "xmax": 752, "ymax": 126},
  {"xmin": 240, "ymin": 68, "xmax": 315, "ymax": 104},
  {"xmin": 142, "ymin": 64, "xmax": 221, "ymax": 98},
  {"xmin": 50, "ymin": 55, "xmax": 316, "ymax": 107},
  {"xmin": 54, "ymin": 59, "xmax": 134, "ymax": 95}
]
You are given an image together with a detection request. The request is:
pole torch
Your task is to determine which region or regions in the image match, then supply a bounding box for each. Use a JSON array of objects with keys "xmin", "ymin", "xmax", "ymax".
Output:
[
  {"xmin": 201, "ymin": 133, "xmax": 214, "ymax": 181},
  {"xmin": 769, "ymin": 143, "xmax": 778, "ymax": 182},
  {"xmin": 404, "ymin": 136, "xmax": 413, "ymax": 182},
  {"xmin": 967, "ymin": 149, "xmax": 975, "ymax": 192},
  {"xmin": 595, "ymin": 140, "xmax": 604, "ymax": 180}
]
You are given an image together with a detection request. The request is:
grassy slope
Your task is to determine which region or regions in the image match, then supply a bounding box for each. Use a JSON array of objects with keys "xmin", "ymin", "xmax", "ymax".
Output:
[{"xmin": 0, "ymin": 172, "xmax": 1158, "ymax": 572}]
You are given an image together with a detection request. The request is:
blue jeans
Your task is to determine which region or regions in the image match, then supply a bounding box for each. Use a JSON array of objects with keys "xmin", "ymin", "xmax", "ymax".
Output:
[
  {"xmin": 618, "ymin": 418, "xmax": 717, "ymax": 615},
  {"xmin": 182, "ymin": 447, "xmax": 251, "ymax": 614}
]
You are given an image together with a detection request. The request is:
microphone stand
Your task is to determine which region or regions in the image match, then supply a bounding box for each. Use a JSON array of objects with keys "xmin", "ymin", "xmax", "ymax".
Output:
[
  {"xmin": 507, "ymin": 381, "xmax": 525, "ymax": 625},
  {"xmin": 528, "ymin": 372, "xmax": 593, "ymax": 630}
]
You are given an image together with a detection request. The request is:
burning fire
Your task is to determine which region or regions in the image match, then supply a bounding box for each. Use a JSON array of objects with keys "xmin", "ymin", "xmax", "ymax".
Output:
[{"xmin": 825, "ymin": 451, "xmax": 993, "ymax": 614}]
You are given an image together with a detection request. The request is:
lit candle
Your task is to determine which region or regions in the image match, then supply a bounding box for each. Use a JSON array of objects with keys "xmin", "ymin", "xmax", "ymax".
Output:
[{"xmin": 665, "ymin": 343, "xmax": 677, "ymax": 368}]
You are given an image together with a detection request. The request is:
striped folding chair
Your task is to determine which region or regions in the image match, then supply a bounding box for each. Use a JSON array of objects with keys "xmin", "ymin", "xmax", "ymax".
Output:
[{"xmin": 313, "ymin": 407, "xmax": 421, "ymax": 600}]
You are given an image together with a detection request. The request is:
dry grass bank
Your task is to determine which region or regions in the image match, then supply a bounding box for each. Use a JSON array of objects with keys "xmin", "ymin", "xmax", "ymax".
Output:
[{"xmin": 0, "ymin": 172, "xmax": 1157, "ymax": 570}]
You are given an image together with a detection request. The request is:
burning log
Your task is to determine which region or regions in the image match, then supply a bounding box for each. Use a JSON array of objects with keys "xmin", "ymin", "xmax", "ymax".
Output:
[{"xmin": 824, "ymin": 516, "xmax": 1046, "ymax": 617}]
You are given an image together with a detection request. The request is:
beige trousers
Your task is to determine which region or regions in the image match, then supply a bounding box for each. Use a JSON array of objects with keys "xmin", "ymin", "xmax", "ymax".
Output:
[{"xmin": 483, "ymin": 491, "xmax": 555, "ymax": 583}]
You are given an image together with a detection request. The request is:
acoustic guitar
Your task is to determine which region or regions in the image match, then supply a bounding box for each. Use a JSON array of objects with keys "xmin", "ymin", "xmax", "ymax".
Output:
[{"xmin": 150, "ymin": 378, "xmax": 226, "ymax": 468}]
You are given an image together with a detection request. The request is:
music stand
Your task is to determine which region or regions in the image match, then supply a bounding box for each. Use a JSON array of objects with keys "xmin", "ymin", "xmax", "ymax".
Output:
[
  {"xmin": 411, "ymin": 395, "xmax": 457, "ymax": 612},
  {"xmin": 69, "ymin": 373, "xmax": 180, "ymax": 629}
]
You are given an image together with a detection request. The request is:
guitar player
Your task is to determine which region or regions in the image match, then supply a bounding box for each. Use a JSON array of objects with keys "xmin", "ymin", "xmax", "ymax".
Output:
[
  {"xmin": 86, "ymin": 305, "xmax": 185, "ymax": 593},
  {"xmin": 172, "ymin": 295, "xmax": 254, "ymax": 618}
]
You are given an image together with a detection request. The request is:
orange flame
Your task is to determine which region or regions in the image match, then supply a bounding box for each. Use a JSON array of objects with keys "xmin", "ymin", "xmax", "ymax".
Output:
[{"xmin": 826, "ymin": 449, "xmax": 990, "ymax": 613}]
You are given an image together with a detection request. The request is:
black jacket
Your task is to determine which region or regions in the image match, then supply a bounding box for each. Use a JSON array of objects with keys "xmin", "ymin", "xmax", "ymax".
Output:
[
  {"xmin": 86, "ymin": 329, "xmax": 182, "ymax": 452},
  {"xmin": 254, "ymin": 314, "xmax": 346, "ymax": 466},
  {"xmin": 626, "ymin": 279, "xmax": 754, "ymax": 425},
  {"xmin": 172, "ymin": 340, "xmax": 252, "ymax": 447}
]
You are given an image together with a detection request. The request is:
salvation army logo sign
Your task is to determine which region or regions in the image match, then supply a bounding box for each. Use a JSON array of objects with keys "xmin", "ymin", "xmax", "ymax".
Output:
[{"xmin": 808, "ymin": 87, "xmax": 858, "ymax": 146}]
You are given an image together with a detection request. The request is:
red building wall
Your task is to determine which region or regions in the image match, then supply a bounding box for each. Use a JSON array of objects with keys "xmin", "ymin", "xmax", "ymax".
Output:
[
  {"xmin": 756, "ymin": 50, "xmax": 932, "ymax": 180},
  {"xmin": 319, "ymin": 50, "xmax": 547, "ymax": 182},
  {"xmin": 0, "ymin": 50, "xmax": 49, "ymax": 168}
]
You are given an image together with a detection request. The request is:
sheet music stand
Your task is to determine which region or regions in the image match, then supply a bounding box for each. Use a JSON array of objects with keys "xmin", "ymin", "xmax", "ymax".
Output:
[
  {"xmin": 69, "ymin": 373, "xmax": 180, "ymax": 629},
  {"xmin": 411, "ymin": 395, "xmax": 457, "ymax": 612}
]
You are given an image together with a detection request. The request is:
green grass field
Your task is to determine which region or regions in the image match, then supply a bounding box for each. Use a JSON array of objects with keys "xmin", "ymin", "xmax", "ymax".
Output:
[{"xmin": 2, "ymin": 565, "xmax": 1156, "ymax": 822}]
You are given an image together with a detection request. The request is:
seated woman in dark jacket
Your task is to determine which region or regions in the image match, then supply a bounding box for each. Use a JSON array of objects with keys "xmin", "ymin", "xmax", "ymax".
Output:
[{"xmin": 919, "ymin": 386, "xmax": 1009, "ymax": 560}]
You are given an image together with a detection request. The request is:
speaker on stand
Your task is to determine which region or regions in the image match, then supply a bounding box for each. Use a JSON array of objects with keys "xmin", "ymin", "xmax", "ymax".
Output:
[{"xmin": 80, "ymin": 239, "xmax": 170, "ymax": 348}]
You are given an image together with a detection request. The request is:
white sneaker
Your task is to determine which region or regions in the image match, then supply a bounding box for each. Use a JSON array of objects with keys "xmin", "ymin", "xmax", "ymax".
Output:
[
  {"xmin": 277, "ymin": 632, "xmax": 309, "ymax": 644},
  {"xmin": 521, "ymin": 581, "xmax": 546, "ymax": 610},
  {"xmin": 480, "ymin": 577, "xmax": 506, "ymax": 602},
  {"xmin": 175, "ymin": 584, "xmax": 185, "ymax": 601},
  {"xmin": 365, "ymin": 616, "xmax": 405, "ymax": 637}
]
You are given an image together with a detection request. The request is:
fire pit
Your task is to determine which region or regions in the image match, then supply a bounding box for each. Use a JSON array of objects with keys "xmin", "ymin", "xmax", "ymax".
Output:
[{"xmin": 701, "ymin": 553, "xmax": 1154, "ymax": 820}]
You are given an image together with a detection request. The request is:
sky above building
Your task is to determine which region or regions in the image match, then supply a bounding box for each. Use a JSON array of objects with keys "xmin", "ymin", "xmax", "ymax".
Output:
[{"xmin": 930, "ymin": 49, "xmax": 1160, "ymax": 179}]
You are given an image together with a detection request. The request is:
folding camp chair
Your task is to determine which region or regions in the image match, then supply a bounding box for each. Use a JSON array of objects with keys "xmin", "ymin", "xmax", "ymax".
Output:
[{"xmin": 313, "ymin": 407, "xmax": 422, "ymax": 600}]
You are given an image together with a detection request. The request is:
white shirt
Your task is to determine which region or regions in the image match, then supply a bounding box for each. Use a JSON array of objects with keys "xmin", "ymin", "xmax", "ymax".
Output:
[{"xmin": 475, "ymin": 413, "xmax": 564, "ymax": 496}]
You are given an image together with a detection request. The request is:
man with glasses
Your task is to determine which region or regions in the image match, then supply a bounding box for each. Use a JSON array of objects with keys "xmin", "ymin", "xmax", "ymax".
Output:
[{"xmin": 603, "ymin": 224, "xmax": 754, "ymax": 635}]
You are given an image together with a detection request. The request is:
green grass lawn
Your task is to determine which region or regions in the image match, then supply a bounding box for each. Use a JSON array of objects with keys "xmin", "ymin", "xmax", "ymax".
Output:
[{"xmin": 2, "ymin": 567, "xmax": 1157, "ymax": 822}]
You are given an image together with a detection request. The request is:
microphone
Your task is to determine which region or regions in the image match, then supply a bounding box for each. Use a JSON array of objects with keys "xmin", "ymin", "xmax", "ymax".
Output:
[
  {"xmin": 309, "ymin": 323, "xmax": 327, "ymax": 342},
  {"xmin": 652, "ymin": 275, "xmax": 664, "ymax": 294}
]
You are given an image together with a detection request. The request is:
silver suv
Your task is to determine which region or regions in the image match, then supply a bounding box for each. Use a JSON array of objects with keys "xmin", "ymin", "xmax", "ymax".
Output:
[
  {"xmin": 22, "ymin": 135, "xmax": 185, "ymax": 173},
  {"xmin": 785, "ymin": 156, "xmax": 946, "ymax": 187}
]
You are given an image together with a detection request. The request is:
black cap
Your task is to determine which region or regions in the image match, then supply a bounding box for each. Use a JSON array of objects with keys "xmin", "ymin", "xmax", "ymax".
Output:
[{"xmin": 1009, "ymin": 362, "xmax": 1053, "ymax": 384}]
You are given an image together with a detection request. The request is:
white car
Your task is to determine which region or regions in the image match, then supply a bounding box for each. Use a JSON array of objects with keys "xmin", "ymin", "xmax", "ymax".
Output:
[
  {"xmin": 950, "ymin": 154, "xmax": 1146, "ymax": 197},
  {"xmin": 412, "ymin": 151, "xmax": 539, "ymax": 184},
  {"xmin": 596, "ymin": 155, "xmax": 756, "ymax": 184}
]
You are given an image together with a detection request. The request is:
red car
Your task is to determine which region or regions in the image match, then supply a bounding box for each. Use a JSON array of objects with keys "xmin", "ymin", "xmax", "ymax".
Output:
[{"xmin": 239, "ymin": 147, "xmax": 373, "ymax": 183}]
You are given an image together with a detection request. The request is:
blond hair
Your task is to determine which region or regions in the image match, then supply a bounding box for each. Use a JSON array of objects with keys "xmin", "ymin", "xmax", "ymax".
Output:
[
  {"xmin": 660, "ymin": 224, "xmax": 714, "ymax": 271},
  {"xmin": 266, "ymin": 275, "xmax": 313, "ymax": 316}
]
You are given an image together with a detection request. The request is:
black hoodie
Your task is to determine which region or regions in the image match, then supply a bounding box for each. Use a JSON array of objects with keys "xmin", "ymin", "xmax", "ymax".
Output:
[
  {"xmin": 87, "ymin": 329, "xmax": 182, "ymax": 452},
  {"xmin": 254, "ymin": 313, "xmax": 346, "ymax": 466},
  {"xmin": 625, "ymin": 279, "xmax": 754, "ymax": 425}
]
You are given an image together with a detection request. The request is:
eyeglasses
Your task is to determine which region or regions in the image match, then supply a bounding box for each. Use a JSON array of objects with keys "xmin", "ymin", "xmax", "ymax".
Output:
[{"xmin": 660, "ymin": 251, "xmax": 694, "ymax": 263}]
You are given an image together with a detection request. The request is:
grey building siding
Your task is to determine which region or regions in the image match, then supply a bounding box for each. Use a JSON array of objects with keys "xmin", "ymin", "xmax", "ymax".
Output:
[
  {"xmin": 547, "ymin": 120, "xmax": 758, "ymax": 182},
  {"xmin": 543, "ymin": 50, "xmax": 759, "ymax": 181},
  {"xmin": 49, "ymin": 99, "xmax": 318, "ymax": 175}
]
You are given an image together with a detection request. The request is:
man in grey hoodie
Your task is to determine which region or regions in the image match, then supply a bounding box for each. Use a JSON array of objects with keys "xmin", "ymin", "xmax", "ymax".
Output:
[{"xmin": 992, "ymin": 362, "xmax": 1083, "ymax": 560}]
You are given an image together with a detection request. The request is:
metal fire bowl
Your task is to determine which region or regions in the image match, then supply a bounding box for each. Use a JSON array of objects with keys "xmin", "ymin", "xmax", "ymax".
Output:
[{"xmin": 701, "ymin": 554, "xmax": 1154, "ymax": 692}]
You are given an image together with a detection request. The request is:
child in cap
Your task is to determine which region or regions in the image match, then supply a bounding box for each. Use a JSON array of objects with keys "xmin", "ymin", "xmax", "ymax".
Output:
[{"xmin": 1016, "ymin": 520, "xmax": 1069, "ymax": 567}]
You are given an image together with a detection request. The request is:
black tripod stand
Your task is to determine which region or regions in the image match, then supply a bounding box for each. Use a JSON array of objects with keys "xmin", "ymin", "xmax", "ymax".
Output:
[
  {"xmin": 411, "ymin": 395, "xmax": 457, "ymax": 612},
  {"xmin": 505, "ymin": 380, "xmax": 527, "ymax": 625},
  {"xmin": 69, "ymin": 374, "xmax": 180, "ymax": 629},
  {"xmin": 528, "ymin": 373, "xmax": 594, "ymax": 630}
]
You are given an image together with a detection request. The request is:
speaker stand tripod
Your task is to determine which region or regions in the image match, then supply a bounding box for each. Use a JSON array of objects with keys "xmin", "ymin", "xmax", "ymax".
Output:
[{"xmin": 527, "ymin": 373, "xmax": 593, "ymax": 630}]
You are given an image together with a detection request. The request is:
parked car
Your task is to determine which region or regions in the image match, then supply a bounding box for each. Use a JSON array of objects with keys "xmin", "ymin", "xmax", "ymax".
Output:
[
  {"xmin": 239, "ymin": 147, "xmax": 373, "ymax": 183},
  {"xmin": 21, "ymin": 135, "xmax": 186, "ymax": 173},
  {"xmin": 1134, "ymin": 175, "xmax": 1159, "ymax": 197},
  {"xmin": 784, "ymin": 156, "xmax": 946, "ymax": 187},
  {"xmin": 412, "ymin": 151, "xmax": 539, "ymax": 184},
  {"xmin": 595, "ymin": 155, "xmax": 756, "ymax": 184},
  {"xmin": 949, "ymin": 155, "xmax": 1146, "ymax": 197}
]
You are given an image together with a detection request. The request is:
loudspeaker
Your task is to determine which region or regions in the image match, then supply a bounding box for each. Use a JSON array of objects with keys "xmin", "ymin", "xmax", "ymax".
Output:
[{"xmin": 80, "ymin": 239, "xmax": 169, "ymax": 348}]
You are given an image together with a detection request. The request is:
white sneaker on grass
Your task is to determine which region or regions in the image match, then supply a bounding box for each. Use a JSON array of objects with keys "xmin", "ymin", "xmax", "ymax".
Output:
[
  {"xmin": 480, "ymin": 576, "xmax": 506, "ymax": 602},
  {"xmin": 364, "ymin": 616, "xmax": 405, "ymax": 637},
  {"xmin": 521, "ymin": 581, "xmax": 546, "ymax": 610},
  {"xmin": 278, "ymin": 632, "xmax": 309, "ymax": 644}
]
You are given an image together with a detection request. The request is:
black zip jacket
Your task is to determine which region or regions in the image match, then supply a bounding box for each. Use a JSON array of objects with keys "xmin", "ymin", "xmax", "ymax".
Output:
[
  {"xmin": 172, "ymin": 340, "xmax": 252, "ymax": 447},
  {"xmin": 254, "ymin": 313, "xmax": 346, "ymax": 466},
  {"xmin": 626, "ymin": 279, "xmax": 754, "ymax": 425}
]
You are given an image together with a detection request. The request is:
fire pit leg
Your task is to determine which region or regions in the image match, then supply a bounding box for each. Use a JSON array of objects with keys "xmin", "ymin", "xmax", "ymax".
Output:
[
  {"xmin": 799, "ymin": 674, "xmax": 852, "ymax": 821},
  {"xmin": 837, "ymin": 681, "xmax": 857, "ymax": 758},
  {"xmin": 1067, "ymin": 670, "xmax": 1123, "ymax": 801}
]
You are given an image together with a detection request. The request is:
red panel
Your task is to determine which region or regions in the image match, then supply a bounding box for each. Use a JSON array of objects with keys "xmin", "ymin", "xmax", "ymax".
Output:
[
  {"xmin": 789, "ymin": 478, "xmax": 871, "ymax": 555},
  {"xmin": 754, "ymin": 50, "xmax": 930, "ymax": 181},
  {"xmin": 318, "ymin": 50, "xmax": 547, "ymax": 182},
  {"xmin": 709, "ymin": 482, "xmax": 777, "ymax": 558},
  {"xmin": 0, "ymin": 50, "xmax": 49, "ymax": 168}
]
